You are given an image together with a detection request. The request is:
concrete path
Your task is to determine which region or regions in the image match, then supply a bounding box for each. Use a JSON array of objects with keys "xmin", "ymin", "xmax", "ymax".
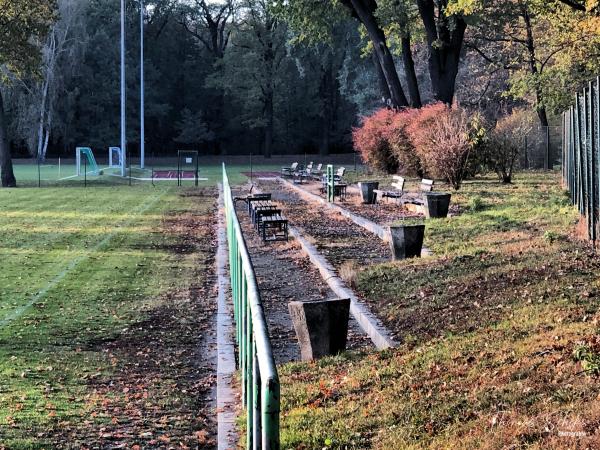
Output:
[{"xmin": 216, "ymin": 185, "xmax": 238, "ymax": 450}]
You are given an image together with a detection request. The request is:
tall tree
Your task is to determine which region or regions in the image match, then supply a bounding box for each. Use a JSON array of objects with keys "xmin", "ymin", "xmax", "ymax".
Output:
[
  {"xmin": 0, "ymin": 0, "xmax": 57, "ymax": 187},
  {"xmin": 415, "ymin": 0, "xmax": 466, "ymax": 104},
  {"xmin": 456, "ymin": 0, "xmax": 600, "ymax": 125},
  {"xmin": 276, "ymin": 0, "xmax": 469, "ymax": 107},
  {"xmin": 10, "ymin": 0, "xmax": 87, "ymax": 161},
  {"xmin": 179, "ymin": 0, "xmax": 235, "ymax": 153}
]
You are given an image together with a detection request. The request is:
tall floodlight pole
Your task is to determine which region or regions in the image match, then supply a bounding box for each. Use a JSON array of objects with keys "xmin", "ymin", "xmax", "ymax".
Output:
[
  {"xmin": 120, "ymin": 0, "xmax": 127, "ymax": 177},
  {"xmin": 140, "ymin": 0, "xmax": 145, "ymax": 169}
]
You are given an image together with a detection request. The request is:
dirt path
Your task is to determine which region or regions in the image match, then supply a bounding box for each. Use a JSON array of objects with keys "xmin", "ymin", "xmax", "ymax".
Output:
[
  {"xmin": 256, "ymin": 180, "xmax": 392, "ymax": 269},
  {"xmin": 298, "ymin": 180, "xmax": 423, "ymax": 225},
  {"xmin": 233, "ymin": 189, "xmax": 372, "ymax": 364}
]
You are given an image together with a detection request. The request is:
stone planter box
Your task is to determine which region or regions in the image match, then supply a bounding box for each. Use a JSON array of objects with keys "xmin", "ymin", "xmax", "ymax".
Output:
[
  {"xmin": 288, "ymin": 298, "xmax": 351, "ymax": 361},
  {"xmin": 358, "ymin": 181, "xmax": 379, "ymax": 204},
  {"xmin": 424, "ymin": 192, "xmax": 451, "ymax": 218},
  {"xmin": 388, "ymin": 224, "xmax": 425, "ymax": 260}
]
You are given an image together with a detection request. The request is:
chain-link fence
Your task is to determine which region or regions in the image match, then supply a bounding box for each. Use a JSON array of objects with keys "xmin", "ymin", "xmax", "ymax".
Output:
[
  {"xmin": 518, "ymin": 125, "xmax": 562, "ymax": 170},
  {"xmin": 9, "ymin": 153, "xmax": 364, "ymax": 188},
  {"xmin": 562, "ymin": 77, "xmax": 600, "ymax": 241}
]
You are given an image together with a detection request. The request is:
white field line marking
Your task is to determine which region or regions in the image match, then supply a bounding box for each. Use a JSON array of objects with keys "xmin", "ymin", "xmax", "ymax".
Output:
[
  {"xmin": 105, "ymin": 173, "xmax": 208, "ymax": 182},
  {"xmin": 58, "ymin": 167, "xmax": 112, "ymax": 181},
  {"xmin": 58, "ymin": 174, "xmax": 79, "ymax": 181},
  {"xmin": 0, "ymin": 190, "xmax": 168, "ymax": 327},
  {"xmin": 128, "ymin": 177, "xmax": 209, "ymax": 182}
]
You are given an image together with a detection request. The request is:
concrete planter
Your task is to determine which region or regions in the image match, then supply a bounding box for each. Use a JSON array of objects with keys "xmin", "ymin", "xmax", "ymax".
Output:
[
  {"xmin": 424, "ymin": 192, "xmax": 451, "ymax": 218},
  {"xmin": 388, "ymin": 224, "xmax": 425, "ymax": 260},
  {"xmin": 358, "ymin": 181, "xmax": 379, "ymax": 204},
  {"xmin": 288, "ymin": 298, "xmax": 351, "ymax": 361}
]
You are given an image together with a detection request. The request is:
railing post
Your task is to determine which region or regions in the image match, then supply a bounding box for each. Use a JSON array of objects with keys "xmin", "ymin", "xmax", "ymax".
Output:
[
  {"xmin": 253, "ymin": 348, "xmax": 262, "ymax": 450},
  {"xmin": 246, "ymin": 304, "xmax": 253, "ymax": 449},
  {"xmin": 262, "ymin": 377, "xmax": 280, "ymax": 450},
  {"xmin": 240, "ymin": 274, "xmax": 247, "ymax": 399}
]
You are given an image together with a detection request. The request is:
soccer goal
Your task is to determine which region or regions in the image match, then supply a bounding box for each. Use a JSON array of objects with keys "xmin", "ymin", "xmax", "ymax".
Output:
[
  {"xmin": 76, "ymin": 147, "xmax": 100, "ymax": 176},
  {"xmin": 109, "ymin": 147, "xmax": 123, "ymax": 168}
]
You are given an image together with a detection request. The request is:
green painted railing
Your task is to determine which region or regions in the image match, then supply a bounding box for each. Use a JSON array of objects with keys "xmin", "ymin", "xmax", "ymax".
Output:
[
  {"xmin": 562, "ymin": 76, "xmax": 600, "ymax": 242},
  {"xmin": 222, "ymin": 164, "xmax": 280, "ymax": 449}
]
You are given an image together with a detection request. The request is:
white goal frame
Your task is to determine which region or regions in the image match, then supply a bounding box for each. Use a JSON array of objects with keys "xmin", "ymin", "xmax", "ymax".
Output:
[{"xmin": 109, "ymin": 147, "xmax": 123, "ymax": 168}]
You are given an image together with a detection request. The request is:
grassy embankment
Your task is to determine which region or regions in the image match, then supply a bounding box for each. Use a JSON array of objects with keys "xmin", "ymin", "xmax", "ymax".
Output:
[{"xmin": 280, "ymin": 172, "xmax": 600, "ymax": 449}]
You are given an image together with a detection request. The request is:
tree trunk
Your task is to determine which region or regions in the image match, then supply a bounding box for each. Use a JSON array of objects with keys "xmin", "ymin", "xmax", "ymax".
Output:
[
  {"xmin": 0, "ymin": 90, "xmax": 16, "ymax": 187},
  {"xmin": 523, "ymin": 8, "xmax": 549, "ymax": 127},
  {"xmin": 371, "ymin": 51, "xmax": 391, "ymax": 104},
  {"xmin": 417, "ymin": 0, "xmax": 466, "ymax": 105},
  {"xmin": 264, "ymin": 90, "xmax": 274, "ymax": 159},
  {"xmin": 349, "ymin": 0, "xmax": 408, "ymax": 108},
  {"xmin": 319, "ymin": 62, "xmax": 335, "ymax": 156},
  {"xmin": 401, "ymin": 33, "xmax": 422, "ymax": 108},
  {"xmin": 37, "ymin": 75, "xmax": 50, "ymax": 160}
]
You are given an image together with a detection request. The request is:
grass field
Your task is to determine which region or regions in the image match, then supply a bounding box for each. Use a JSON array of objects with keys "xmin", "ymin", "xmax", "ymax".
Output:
[
  {"xmin": 279, "ymin": 172, "xmax": 600, "ymax": 449},
  {"xmin": 0, "ymin": 186, "xmax": 218, "ymax": 448}
]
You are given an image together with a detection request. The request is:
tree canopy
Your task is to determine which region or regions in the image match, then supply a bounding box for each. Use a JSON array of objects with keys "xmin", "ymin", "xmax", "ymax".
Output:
[{"xmin": 0, "ymin": 0, "xmax": 599, "ymax": 185}]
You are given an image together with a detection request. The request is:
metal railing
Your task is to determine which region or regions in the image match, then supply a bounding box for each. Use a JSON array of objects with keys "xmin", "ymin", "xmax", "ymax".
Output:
[
  {"xmin": 222, "ymin": 164, "xmax": 280, "ymax": 449},
  {"xmin": 562, "ymin": 76, "xmax": 600, "ymax": 242}
]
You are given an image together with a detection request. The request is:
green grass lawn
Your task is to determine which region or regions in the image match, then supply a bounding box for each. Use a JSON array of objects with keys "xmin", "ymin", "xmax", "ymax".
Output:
[
  {"xmin": 0, "ymin": 186, "xmax": 217, "ymax": 448},
  {"xmin": 280, "ymin": 172, "xmax": 600, "ymax": 449}
]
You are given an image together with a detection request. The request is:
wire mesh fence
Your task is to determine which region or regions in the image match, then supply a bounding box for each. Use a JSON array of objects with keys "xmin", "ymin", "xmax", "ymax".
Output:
[
  {"xmin": 11, "ymin": 156, "xmax": 209, "ymax": 188},
  {"xmin": 562, "ymin": 76, "xmax": 600, "ymax": 241},
  {"xmin": 9, "ymin": 153, "xmax": 364, "ymax": 188},
  {"xmin": 520, "ymin": 125, "xmax": 562, "ymax": 170}
]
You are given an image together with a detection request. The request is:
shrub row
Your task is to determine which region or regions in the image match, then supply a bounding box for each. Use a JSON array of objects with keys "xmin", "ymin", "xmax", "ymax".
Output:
[{"xmin": 353, "ymin": 105, "xmax": 534, "ymax": 189}]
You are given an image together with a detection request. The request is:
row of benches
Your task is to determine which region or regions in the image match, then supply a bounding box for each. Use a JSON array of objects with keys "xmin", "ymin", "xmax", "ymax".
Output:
[
  {"xmin": 281, "ymin": 162, "xmax": 433, "ymax": 205},
  {"xmin": 245, "ymin": 193, "xmax": 289, "ymax": 242},
  {"xmin": 281, "ymin": 162, "xmax": 324, "ymax": 179}
]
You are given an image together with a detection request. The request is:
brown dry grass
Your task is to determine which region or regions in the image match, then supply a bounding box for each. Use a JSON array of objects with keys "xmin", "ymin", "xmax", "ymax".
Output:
[{"xmin": 338, "ymin": 260, "xmax": 359, "ymax": 288}]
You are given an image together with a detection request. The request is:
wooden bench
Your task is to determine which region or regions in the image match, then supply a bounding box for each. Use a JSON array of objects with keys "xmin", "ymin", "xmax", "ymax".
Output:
[
  {"xmin": 246, "ymin": 193, "xmax": 272, "ymax": 214},
  {"xmin": 281, "ymin": 162, "xmax": 298, "ymax": 177},
  {"xmin": 261, "ymin": 214, "xmax": 289, "ymax": 242},
  {"xmin": 255, "ymin": 206, "xmax": 282, "ymax": 232},
  {"xmin": 294, "ymin": 167, "xmax": 312, "ymax": 184},
  {"xmin": 320, "ymin": 167, "xmax": 346, "ymax": 193},
  {"xmin": 250, "ymin": 200, "xmax": 277, "ymax": 224},
  {"xmin": 402, "ymin": 178, "xmax": 436, "ymax": 209},
  {"xmin": 374, "ymin": 176, "xmax": 405, "ymax": 203},
  {"xmin": 421, "ymin": 178, "xmax": 434, "ymax": 192},
  {"xmin": 311, "ymin": 163, "xmax": 323, "ymax": 180}
]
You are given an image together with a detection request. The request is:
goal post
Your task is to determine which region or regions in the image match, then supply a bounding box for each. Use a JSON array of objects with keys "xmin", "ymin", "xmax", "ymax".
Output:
[
  {"xmin": 76, "ymin": 147, "xmax": 100, "ymax": 176},
  {"xmin": 109, "ymin": 147, "xmax": 123, "ymax": 168}
]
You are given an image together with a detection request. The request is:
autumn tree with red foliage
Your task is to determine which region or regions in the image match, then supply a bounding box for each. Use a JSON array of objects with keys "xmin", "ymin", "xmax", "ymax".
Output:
[
  {"xmin": 352, "ymin": 108, "xmax": 420, "ymax": 176},
  {"xmin": 354, "ymin": 104, "xmax": 486, "ymax": 189},
  {"xmin": 408, "ymin": 104, "xmax": 479, "ymax": 190}
]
